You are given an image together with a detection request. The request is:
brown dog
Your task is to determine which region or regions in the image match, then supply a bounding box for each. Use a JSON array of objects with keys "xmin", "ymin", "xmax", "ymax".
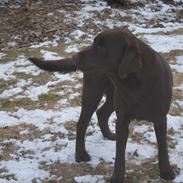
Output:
[{"xmin": 29, "ymin": 28, "xmax": 175, "ymax": 182}]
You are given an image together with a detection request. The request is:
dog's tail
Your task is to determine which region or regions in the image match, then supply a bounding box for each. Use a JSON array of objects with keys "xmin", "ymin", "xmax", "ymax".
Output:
[{"xmin": 29, "ymin": 57, "xmax": 77, "ymax": 73}]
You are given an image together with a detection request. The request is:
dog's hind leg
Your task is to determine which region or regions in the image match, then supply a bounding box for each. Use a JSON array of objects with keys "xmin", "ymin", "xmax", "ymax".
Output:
[
  {"xmin": 75, "ymin": 74, "xmax": 104, "ymax": 162},
  {"xmin": 97, "ymin": 84, "xmax": 116, "ymax": 140}
]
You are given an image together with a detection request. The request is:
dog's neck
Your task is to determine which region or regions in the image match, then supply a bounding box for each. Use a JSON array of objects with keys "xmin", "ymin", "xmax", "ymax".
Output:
[{"xmin": 107, "ymin": 72, "xmax": 138, "ymax": 103}]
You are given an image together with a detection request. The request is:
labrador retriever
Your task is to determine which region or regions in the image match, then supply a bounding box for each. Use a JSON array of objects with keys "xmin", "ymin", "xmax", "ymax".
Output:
[{"xmin": 29, "ymin": 28, "xmax": 175, "ymax": 182}]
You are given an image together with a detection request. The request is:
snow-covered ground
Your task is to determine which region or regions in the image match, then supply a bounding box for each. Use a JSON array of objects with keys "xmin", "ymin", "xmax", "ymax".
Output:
[{"xmin": 0, "ymin": 0, "xmax": 183, "ymax": 182}]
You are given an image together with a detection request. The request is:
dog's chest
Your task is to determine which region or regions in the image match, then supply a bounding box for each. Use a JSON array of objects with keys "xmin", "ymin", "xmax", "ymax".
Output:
[{"xmin": 115, "ymin": 78, "xmax": 168, "ymax": 121}]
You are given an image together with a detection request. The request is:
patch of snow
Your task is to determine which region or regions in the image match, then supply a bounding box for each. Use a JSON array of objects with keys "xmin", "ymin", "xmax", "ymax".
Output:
[
  {"xmin": 1, "ymin": 0, "xmax": 183, "ymax": 182},
  {"xmin": 0, "ymin": 79, "xmax": 32, "ymax": 99},
  {"xmin": 171, "ymin": 64, "xmax": 183, "ymax": 73},
  {"xmin": 167, "ymin": 114, "xmax": 183, "ymax": 131},
  {"xmin": 133, "ymin": 124, "xmax": 149, "ymax": 133},
  {"xmin": 74, "ymin": 175, "xmax": 105, "ymax": 183},
  {"xmin": 0, "ymin": 62, "xmax": 16, "ymax": 80},
  {"xmin": 0, "ymin": 111, "xmax": 19, "ymax": 127},
  {"xmin": 174, "ymin": 0, "xmax": 183, "ymax": 2},
  {"xmin": 69, "ymin": 92, "xmax": 80, "ymax": 100},
  {"xmin": 167, "ymin": 114, "xmax": 183, "ymax": 182},
  {"xmin": 129, "ymin": 0, "xmax": 146, "ymax": 3},
  {"xmin": 8, "ymin": 42, "xmax": 17, "ymax": 47},
  {"xmin": 133, "ymin": 124, "xmax": 156, "ymax": 143},
  {"xmin": 176, "ymin": 55, "xmax": 183, "ymax": 64},
  {"xmin": 126, "ymin": 141, "xmax": 156, "ymax": 162},
  {"xmin": 65, "ymin": 45, "xmax": 79, "ymax": 53},
  {"xmin": 0, "ymin": 56, "xmax": 42, "ymax": 81},
  {"xmin": 23, "ymin": 77, "xmax": 72, "ymax": 101},
  {"xmin": 30, "ymin": 36, "xmax": 60, "ymax": 48},
  {"xmin": 0, "ymin": 179, "xmax": 17, "ymax": 183},
  {"xmin": 0, "ymin": 107, "xmax": 80, "ymax": 131},
  {"xmin": 144, "ymin": 131, "xmax": 156, "ymax": 143},
  {"xmin": 47, "ymin": 12, "xmax": 54, "ymax": 16},
  {"xmin": 174, "ymin": 83, "xmax": 183, "ymax": 90},
  {"xmin": 133, "ymin": 23, "xmax": 183, "ymax": 34},
  {"xmin": 0, "ymin": 158, "xmax": 50, "ymax": 183},
  {"xmin": 71, "ymin": 30, "xmax": 86, "ymax": 39},
  {"xmin": 143, "ymin": 34, "xmax": 183, "ymax": 53},
  {"xmin": 81, "ymin": 1, "xmax": 108, "ymax": 13},
  {"xmin": 19, "ymin": 129, "xmax": 30, "ymax": 135},
  {"xmin": 0, "ymin": 86, "xmax": 23, "ymax": 99},
  {"xmin": 0, "ymin": 52, "xmax": 6, "ymax": 59},
  {"xmin": 40, "ymin": 50, "xmax": 63, "ymax": 60},
  {"xmin": 24, "ymin": 84, "xmax": 50, "ymax": 101},
  {"xmin": 177, "ymin": 100, "xmax": 183, "ymax": 110},
  {"xmin": 15, "ymin": 57, "xmax": 43, "ymax": 76},
  {"xmin": 53, "ymin": 72, "xmax": 75, "ymax": 81}
]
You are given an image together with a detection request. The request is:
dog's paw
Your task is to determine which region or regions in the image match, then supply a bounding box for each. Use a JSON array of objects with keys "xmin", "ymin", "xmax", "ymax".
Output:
[
  {"xmin": 160, "ymin": 169, "xmax": 175, "ymax": 180},
  {"xmin": 110, "ymin": 176, "xmax": 124, "ymax": 183},
  {"xmin": 75, "ymin": 151, "xmax": 91, "ymax": 162}
]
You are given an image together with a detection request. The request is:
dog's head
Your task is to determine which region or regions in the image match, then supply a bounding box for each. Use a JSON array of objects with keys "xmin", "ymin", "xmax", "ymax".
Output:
[{"xmin": 76, "ymin": 28, "xmax": 142, "ymax": 79}]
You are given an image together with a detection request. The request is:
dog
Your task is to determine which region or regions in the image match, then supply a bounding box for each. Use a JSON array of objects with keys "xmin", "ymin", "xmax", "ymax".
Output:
[{"xmin": 29, "ymin": 28, "xmax": 175, "ymax": 182}]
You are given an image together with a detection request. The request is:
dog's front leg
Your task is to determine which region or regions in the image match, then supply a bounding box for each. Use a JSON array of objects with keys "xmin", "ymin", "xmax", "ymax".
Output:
[
  {"xmin": 75, "ymin": 76, "xmax": 103, "ymax": 162},
  {"xmin": 153, "ymin": 116, "xmax": 175, "ymax": 180},
  {"xmin": 111, "ymin": 95, "xmax": 130, "ymax": 183}
]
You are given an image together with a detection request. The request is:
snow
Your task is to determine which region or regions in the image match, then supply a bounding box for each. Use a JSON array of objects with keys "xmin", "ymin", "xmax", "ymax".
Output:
[
  {"xmin": 71, "ymin": 30, "xmax": 86, "ymax": 39},
  {"xmin": 0, "ymin": 111, "xmax": 19, "ymax": 127},
  {"xmin": 30, "ymin": 36, "xmax": 60, "ymax": 48},
  {"xmin": 0, "ymin": 52, "xmax": 6, "ymax": 59},
  {"xmin": 171, "ymin": 55, "xmax": 183, "ymax": 73},
  {"xmin": 0, "ymin": 159, "xmax": 50, "ymax": 183},
  {"xmin": 0, "ymin": 56, "xmax": 42, "ymax": 81},
  {"xmin": 167, "ymin": 114, "xmax": 183, "ymax": 131},
  {"xmin": 0, "ymin": 0, "xmax": 183, "ymax": 182},
  {"xmin": 1, "ymin": 107, "xmax": 182, "ymax": 182},
  {"xmin": 133, "ymin": 124, "xmax": 149, "ymax": 133},
  {"xmin": 74, "ymin": 175, "xmax": 105, "ymax": 183},
  {"xmin": 0, "ymin": 79, "xmax": 32, "ymax": 99},
  {"xmin": 65, "ymin": 45, "xmax": 80, "ymax": 53},
  {"xmin": 176, "ymin": 55, "xmax": 183, "ymax": 64},
  {"xmin": 24, "ymin": 84, "xmax": 50, "ymax": 101},
  {"xmin": 171, "ymin": 64, "xmax": 183, "ymax": 73},
  {"xmin": 40, "ymin": 50, "xmax": 63, "ymax": 60},
  {"xmin": 143, "ymin": 34, "xmax": 183, "ymax": 53}
]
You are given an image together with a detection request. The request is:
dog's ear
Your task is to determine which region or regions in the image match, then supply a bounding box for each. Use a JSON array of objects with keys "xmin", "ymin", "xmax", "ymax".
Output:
[{"xmin": 118, "ymin": 40, "xmax": 142, "ymax": 79}]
